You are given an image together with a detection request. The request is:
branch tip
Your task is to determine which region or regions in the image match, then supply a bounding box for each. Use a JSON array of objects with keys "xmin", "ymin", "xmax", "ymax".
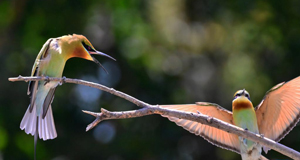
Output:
[
  {"xmin": 86, "ymin": 117, "xmax": 101, "ymax": 132},
  {"xmin": 100, "ymin": 108, "xmax": 108, "ymax": 113},
  {"xmin": 82, "ymin": 110, "xmax": 98, "ymax": 117}
]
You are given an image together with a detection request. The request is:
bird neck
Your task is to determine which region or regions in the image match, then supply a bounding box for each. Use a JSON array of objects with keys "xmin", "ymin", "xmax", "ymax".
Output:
[{"xmin": 232, "ymin": 97, "xmax": 254, "ymax": 111}]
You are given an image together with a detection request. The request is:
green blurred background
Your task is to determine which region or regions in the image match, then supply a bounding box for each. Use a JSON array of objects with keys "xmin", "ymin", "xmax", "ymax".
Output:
[{"xmin": 1, "ymin": 0, "xmax": 300, "ymax": 159}]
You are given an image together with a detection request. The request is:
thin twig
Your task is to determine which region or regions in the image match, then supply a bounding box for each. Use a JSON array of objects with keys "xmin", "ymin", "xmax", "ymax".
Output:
[
  {"xmin": 9, "ymin": 75, "xmax": 150, "ymax": 107},
  {"xmin": 9, "ymin": 76, "xmax": 300, "ymax": 160}
]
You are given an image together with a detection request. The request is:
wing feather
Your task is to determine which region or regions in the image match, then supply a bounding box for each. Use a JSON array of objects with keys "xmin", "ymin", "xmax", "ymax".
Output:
[
  {"xmin": 160, "ymin": 102, "xmax": 240, "ymax": 153},
  {"xmin": 42, "ymin": 88, "xmax": 56, "ymax": 118},
  {"xmin": 28, "ymin": 38, "xmax": 53, "ymax": 112},
  {"xmin": 256, "ymin": 76, "xmax": 300, "ymax": 145}
]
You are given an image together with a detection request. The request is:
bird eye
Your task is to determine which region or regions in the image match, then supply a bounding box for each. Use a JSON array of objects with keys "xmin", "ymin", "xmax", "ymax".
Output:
[
  {"xmin": 245, "ymin": 93, "xmax": 250, "ymax": 99},
  {"xmin": 234, "ymin": 93, "xmax": 240, "ymax": 99},
  {"xmin": 82, "ymin": 42, "xmax": 94, "ymax": 52}
]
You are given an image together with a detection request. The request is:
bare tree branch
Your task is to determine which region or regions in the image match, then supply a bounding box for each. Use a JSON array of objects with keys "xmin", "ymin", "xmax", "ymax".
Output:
[
  {"xmin": 9, "ymin": 75, "xmax": 150, "ymax": 107},
  {"xmin": 9, "ymin": 76, "xmax": 300, "ymax": 160}
]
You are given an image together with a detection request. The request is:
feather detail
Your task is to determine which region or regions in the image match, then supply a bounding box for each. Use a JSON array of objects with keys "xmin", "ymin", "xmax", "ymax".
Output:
[
  {"xmin": 160, "ymin": 103, "xmax": 240, "ymax": 154},
  {"xmin": 256, "ymin": 76, "xmax": 300, "ymax": 153},
  {"xmin": 20, "ymin": 104, "xmax": 57, "ymax": 140}
]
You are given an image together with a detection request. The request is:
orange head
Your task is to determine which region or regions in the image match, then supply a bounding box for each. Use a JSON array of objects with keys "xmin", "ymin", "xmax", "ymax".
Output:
[
  {"xmin": 58, "ymin": 34, "xmax": 115, "ymax": 72},
  {"xmin": 232, "ymin": 89, "xmax": 253, "ymax": 111}
]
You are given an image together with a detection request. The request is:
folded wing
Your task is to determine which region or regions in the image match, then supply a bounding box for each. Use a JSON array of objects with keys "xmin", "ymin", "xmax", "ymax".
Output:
[
  {"xmin": 160, "ymin": 102, "xmax": 240, "ymax": 153},
  {"xmin": 28, "ymin": 38, "xmax": 53, "ymax": 112}
]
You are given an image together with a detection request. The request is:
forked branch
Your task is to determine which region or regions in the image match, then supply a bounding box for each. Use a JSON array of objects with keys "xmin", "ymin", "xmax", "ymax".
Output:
[{"xmin": 8, "ymin": 76, "xmax": 300, "ymax": 160}]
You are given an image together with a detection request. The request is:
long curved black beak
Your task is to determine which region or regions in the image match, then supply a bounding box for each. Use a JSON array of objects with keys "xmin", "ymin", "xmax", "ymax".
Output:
[
  {"xmin": 89, "ymin": 50, "xmax": 116, "ymax": 61},
  {"xmin": 89, "ymin": 51, "xmax": 116, "ymax": 74}
]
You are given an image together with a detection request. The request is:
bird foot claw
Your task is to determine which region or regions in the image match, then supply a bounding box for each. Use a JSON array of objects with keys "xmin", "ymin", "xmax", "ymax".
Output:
[
  {"xmin": 45, "ymin": 76, "xmax": 50, "ymax": 82},
  {"xmin": 44, "ymin": 76, "xmax": 50, "ymax": 85},
  {"xmin": 259, "ymin": 133, "xmax": 264, "ymax": 138},
  {"xmin": 59, "ymin": 76, "xmax": 66, "ymax": 85}
]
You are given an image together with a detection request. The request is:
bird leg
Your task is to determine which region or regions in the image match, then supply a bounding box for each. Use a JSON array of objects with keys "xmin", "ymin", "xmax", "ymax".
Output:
[
  {"xmin": 44, "ymin": 76, "xmax": 50, "ymax": 85},
  {"xmin": 59, "ymin": 76, "xmax": 66, "ymax": 86}
]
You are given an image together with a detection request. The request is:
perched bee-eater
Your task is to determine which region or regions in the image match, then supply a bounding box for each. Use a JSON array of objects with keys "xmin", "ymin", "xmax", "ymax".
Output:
[
  {"xmin": 20, "ymin": 34, "xmax": 115, "ymax": 158},
  {"xmin": 161, "ymin": 76, "xmax": 300, "ymax": 160}
]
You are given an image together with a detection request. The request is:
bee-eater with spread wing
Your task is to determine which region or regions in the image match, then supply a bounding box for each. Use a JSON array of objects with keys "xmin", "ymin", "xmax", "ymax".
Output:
[
  {"xmin": 161, "ymin": 76, "xmax": 300, "ymax": 160},
  {"xmin": 20, "ymin": 34, "xmax": 115, "ymax": 158}
]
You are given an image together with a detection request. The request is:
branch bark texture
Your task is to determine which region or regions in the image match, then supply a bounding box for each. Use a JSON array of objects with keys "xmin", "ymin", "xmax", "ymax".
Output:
[{"xmin": 9, "ymin": 76, "xmax": 300, "ymax": 160}]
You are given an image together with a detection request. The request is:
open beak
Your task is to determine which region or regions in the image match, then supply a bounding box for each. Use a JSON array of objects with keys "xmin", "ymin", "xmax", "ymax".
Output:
[
  {"xmin": 88, "ymin": 50, "xmax": 116, "ymax": 74},
  {"xmin": 89, "ymin": 50, "xmax": 116, "ymax": 61}
]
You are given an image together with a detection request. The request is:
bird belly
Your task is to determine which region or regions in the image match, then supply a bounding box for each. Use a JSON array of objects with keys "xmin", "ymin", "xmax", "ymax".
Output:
[
  {"xmin": 35, "ymin": 81, "xmax": 58, "ymax": 115},
  {"xmin": 233, "ymin": 109, "xmax": 259, "ymax": 133},
  {"xmin": 233, "ymin": 109, "xmax": 261, "ymax": 159},
  {"xmin": 240, "ymin": 142, "xmax": 262, "ymax": 160}
]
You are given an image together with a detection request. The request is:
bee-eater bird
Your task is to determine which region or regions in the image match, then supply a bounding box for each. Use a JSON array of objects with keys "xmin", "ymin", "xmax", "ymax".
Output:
[
  {"xmin": 20, "ymin": 34, "xmax": 115, "ymax": 158},
  {"xmin": 161, "ymin": 76, "xmax": 300, "ymax": 160}
]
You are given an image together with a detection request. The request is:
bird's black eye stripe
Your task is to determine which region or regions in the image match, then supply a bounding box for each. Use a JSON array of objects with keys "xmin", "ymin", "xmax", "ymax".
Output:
[
  {"xmin": 233, "ymin": 93, "xmax": 240, "ymax": 100},
  {"xmin": 82, "ymin": 42, "xmax": 94, "ymax": 52},
  {"xmin": 245, "ymin": 93, "xmax": 250, "ymax": 99}
]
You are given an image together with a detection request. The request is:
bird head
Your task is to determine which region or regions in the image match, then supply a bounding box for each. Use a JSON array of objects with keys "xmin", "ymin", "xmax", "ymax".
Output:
[
  {"xmin": 233, "ymin": 89, "xmax": 250, "ymax": 100},
  {"xmin": 59, "ymin": 34, "xmax": 115, "ymax": 73},
  {"xmin": 232, "ymin": 89, "xmax": 253, "ymax": 110}
]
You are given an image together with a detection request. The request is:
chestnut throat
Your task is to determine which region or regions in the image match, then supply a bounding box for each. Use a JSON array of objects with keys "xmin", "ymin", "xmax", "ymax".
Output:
[{"xmin": 233, "ymin": 99, "xmax": 253, "ymax": 111}]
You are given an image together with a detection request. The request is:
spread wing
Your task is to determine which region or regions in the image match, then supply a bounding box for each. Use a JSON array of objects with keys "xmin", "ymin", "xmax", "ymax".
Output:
[
  {"xmin": 160, "ymin": 102, "xmax": 240, "ymax": 153},
  {"xmin": 28, "ymin": 38, "xmax": 53, "ymax": 112},
  {"xmin": 256, "ymin": 76, "xmax": 300, "ymax": 146}
]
